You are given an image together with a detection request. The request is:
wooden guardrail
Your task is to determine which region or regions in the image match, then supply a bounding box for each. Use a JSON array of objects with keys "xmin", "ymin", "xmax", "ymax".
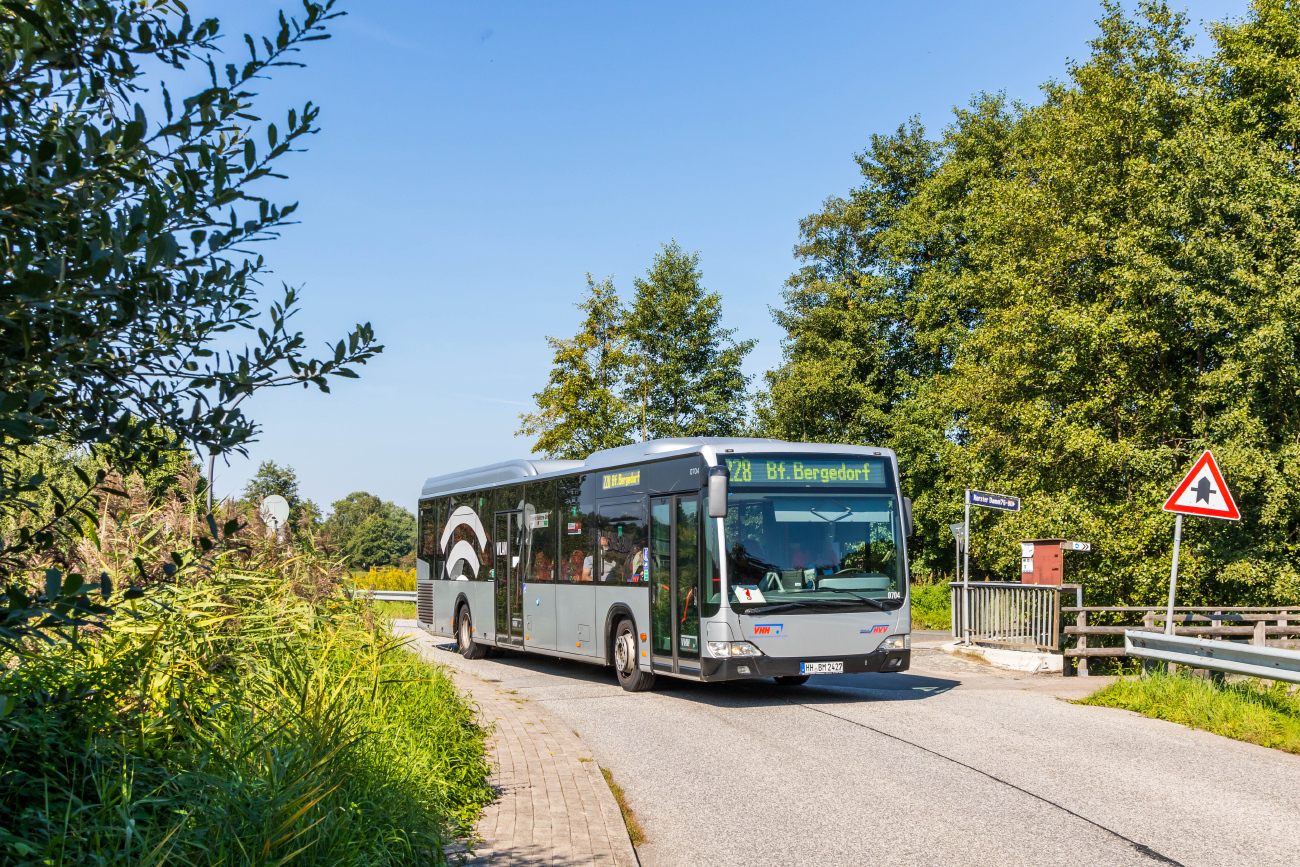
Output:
[{"xmin": 1062, "ymin": 602, "xmax": 1300, "ymax": 676}]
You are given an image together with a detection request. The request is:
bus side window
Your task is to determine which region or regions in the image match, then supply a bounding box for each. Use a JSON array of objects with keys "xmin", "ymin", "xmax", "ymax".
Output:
[
  {"xmin": 598, "ymin": 504, "xmax": 647, "ymax": 584},
  {"xmin": 558, "ymin": 475, "xmax": 588, "ymax": 581},
  {"xmin": 418, "ymin": 500, "xmax": 434, "ymax": 565},
  {"xmin": 524, "ymin": 479, "xmax": 558, "ymax": 582}
]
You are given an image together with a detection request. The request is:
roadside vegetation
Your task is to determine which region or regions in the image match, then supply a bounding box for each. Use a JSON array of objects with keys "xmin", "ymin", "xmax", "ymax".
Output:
[
  {"xmin": 0, "ymin": 494, "xmax": 494, "ymax": 865},
  {"xmin": 1079, "ymin": 672, "xmax": 1300, "ymax": 755},
  {"xmin": 910, "ymin": 577, "xmax": 952, "ymax": 630}
]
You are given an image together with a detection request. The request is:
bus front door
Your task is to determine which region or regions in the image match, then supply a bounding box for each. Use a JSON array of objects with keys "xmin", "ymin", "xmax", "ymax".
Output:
[
  {"xmin": 650, "ymin": 495, "xmax": 701, "ymax": 674},
  {"xmin": 495, "ymin": 511, "xmax": 524, "ymax": 647}
]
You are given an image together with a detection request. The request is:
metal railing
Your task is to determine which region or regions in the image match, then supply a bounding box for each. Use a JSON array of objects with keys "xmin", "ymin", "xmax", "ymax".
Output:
[
  {"xmin": 1064, "ymin": 606, "xmax": 1300, "ymax": 676},
  {"xmin": 345, "ymin": 589, "xmax": 417, "ymax": 602},
  {"xmin": 1125, "ymin": 631, "xmax": 1300, "ymax": 683},
  {"xmin": 949, "ymin": 581, "xmax": 1060, "ymax": 651}
]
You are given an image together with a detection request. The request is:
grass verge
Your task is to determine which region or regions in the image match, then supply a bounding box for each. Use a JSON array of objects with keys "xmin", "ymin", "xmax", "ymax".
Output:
[
  {"xmin": 1078, "ymin": 671, "xmax": 1300, "ymax": 754},
  {"xmin": 371, "ymin": 599, "xmax": 417, "ymax": 620},
  {"xmin": 600, "ymin": 766, "xmax": 646, "ymax": 846},
  {"xmin": 1, "ymin": 567, "xmax": 493, "ymax": 866}
]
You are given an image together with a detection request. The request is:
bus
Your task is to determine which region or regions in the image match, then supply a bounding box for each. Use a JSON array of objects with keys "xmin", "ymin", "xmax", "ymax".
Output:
[{"xmin": 415, "ymin": 437, "xmax": 913, "ymax": 691}]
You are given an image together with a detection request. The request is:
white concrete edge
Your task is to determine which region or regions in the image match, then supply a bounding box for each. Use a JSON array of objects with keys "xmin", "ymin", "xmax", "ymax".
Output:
[{"xmin": 940, "ymin": 642, "xmax": 1063, "ymax": 674}]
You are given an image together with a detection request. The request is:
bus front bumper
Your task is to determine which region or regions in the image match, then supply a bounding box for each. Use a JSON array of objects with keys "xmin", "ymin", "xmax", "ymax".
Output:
[{"xmin": 700, "ymin": 648, "xmax": 911, "ymax": 681}]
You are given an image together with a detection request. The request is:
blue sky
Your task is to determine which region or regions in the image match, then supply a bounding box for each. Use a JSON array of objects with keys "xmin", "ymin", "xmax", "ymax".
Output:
[{"xmin": 203, "ymin": 0, "xmax": 1248, "ymax": 512}]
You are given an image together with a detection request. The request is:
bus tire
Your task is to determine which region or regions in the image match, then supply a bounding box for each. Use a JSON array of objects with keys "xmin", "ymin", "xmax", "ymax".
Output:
[
  {"xmin": 457, "ymin": 604, "xmax": 488, "ymax": 660},
  {"xmin": 774, "ymin": 675, "xmax": 810, "ymax": 686},
  {"xmin": 613, "ymin": 618, "xmax": 655, "ymax": 692}
]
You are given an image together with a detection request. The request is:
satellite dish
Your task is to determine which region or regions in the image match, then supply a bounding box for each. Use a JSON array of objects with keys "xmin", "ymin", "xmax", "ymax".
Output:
[{"xmin": 260, "ymin": 495, "xmax": 290, "ymax": 531}]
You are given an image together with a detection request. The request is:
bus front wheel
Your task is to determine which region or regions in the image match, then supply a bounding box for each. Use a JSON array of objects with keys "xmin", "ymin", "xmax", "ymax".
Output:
[
  {"xmin": 613, "ymin": 619, "xmax": 655, "ymax": 692},
  {"xmin": 457, "ymin": 605, "xmax": 488, "ymax": 660}
]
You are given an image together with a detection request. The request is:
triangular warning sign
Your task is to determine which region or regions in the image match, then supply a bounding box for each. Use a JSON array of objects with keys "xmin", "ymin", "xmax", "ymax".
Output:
[{"xmin": 1163, "ymin": 451, "xmax": 1240, "ymax": 520}]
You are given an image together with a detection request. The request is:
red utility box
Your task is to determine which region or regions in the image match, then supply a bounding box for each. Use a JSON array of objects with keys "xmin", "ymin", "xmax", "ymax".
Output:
[{"xmin": 1020, "ymin": 539, "xmax": 1065, "ymax": 585}]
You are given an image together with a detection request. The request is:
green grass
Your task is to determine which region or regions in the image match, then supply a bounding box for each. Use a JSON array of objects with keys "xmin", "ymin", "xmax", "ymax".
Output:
[
  {"xmin": 910, "ymin": 582, "xmax": 951, "ymax": 630},
  {"xmin": 371, "ymin": 600, "xmax": 417, "ymax": 620},
  {"xmin": 1078, "ymin": 671, "xmax": 1300, "ymax": 754},
  {"xmin": 0, "ymin": 566, "xmax": 493, "ymax": 866},
  {"xmin": 600, "ymin": 767, "xmax": 646, "ymax": 846}
]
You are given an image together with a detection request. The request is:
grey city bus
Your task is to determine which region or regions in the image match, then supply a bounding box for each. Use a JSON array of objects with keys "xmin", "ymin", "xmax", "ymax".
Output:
[{"xmin": 415, "ymin": 437, "xmax": 913, "ymax": 691}]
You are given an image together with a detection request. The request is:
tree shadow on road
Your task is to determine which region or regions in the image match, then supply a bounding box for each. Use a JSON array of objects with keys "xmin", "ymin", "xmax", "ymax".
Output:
[{"xmin": 432, "ymin": 640, "xmax": 961, "ymax": 706}]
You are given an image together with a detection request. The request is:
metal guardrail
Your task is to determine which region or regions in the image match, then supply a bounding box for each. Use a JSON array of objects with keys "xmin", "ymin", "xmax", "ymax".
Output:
[
  {"xmin": 1125, "ymin": 631, "xmax": 1300, "ymax": 684},
  {"xmin": 347, "ymin": 589, "xmax": 417, "ymax": 602},
  {"xmin": 949, "ymin": 582, "xmax": 1059, "ymax": 651}
]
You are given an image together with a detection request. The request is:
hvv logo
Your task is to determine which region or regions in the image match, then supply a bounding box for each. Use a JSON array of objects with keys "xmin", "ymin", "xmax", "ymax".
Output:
[{"xmin": 753, "ymin": 623, "xmax": 783, "ymax": 636}]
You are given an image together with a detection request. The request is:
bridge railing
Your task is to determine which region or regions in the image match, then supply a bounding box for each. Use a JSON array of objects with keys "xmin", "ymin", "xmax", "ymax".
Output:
[{"xmin": 948, "ymin": 582, "xmax": 1060, "ymax": 651}]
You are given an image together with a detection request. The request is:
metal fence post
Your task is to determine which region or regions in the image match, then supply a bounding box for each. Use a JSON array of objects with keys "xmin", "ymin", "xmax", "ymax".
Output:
[{"xmin": 962, "ymin": 489, "xmax": 971, "ymax": 645}]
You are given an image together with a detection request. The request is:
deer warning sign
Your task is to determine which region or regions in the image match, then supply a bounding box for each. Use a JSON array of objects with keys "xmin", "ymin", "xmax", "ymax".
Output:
[{"xmin": 1163, "ymin": 451, "xmax": 1240, "ymax": 521}]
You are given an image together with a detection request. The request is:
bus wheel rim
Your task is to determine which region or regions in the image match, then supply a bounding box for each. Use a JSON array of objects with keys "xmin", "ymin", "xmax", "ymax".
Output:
[{"xmin": 616, "ymin": 630, "xmax": 633, "ymax": 674}]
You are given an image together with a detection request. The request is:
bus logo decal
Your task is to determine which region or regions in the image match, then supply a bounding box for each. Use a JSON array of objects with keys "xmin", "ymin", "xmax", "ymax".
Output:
[
  {"xmin": 602, "ymin": 470, "xmax": 640, "ymax": 489},
  {"xmin": 753, "ymin": 623, "xmax": 783, "ymax": 636},
  {"xmin": 441, "ymin": 505, "xmax": 488, "ymax": 579},
  {"xmin": 860, "ymin": 626, "xmax": 888, "ymax": 634}
]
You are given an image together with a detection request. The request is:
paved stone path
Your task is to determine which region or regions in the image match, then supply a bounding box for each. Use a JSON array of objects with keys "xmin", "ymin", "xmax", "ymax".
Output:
[{"xmin": 396, "ymin": 625, "xmax": 638, "ymax": 867}]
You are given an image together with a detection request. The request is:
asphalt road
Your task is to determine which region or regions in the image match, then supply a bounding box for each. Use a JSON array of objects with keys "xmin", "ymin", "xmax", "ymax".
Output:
[{"xmin": 406, "ymin": 626, "xmax": 1300, "ymax": 867}]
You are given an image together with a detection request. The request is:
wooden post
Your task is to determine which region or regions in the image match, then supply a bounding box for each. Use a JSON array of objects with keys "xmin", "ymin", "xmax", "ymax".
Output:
[
  {"xmin": 1077, "ymin": 607, "xmax": 1088, "ymax": 678},
  {"xmin": 1253, "ymin": 619, "xmax": 1267, "ymax": 647}
]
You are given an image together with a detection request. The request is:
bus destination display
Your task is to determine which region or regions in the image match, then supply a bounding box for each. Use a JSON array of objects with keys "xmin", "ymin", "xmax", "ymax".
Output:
[{"xmin": 725, "ymin": 456, "xmax": 888, "ymax": 487}]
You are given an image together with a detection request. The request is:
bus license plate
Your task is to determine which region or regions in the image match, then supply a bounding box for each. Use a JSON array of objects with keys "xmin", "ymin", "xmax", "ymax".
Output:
[{"xmin": 800, "ymin": 661, "xmax": 843, "ymax": 675}]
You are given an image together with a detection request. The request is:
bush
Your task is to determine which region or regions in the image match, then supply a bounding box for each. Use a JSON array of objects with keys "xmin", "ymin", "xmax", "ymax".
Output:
[
  {"xmin": 910, "ymin": 580, "xmax": 951, "ymax": 631},
  {"xmin": 355, "ymin": 566, "xmax": 418, "ymax": 592},
  {"xmin": 0, "ymin": 563, "xmax": 492, "ymax": 866}
]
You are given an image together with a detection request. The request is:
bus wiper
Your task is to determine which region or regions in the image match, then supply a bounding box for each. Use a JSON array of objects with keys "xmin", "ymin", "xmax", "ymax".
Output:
[
  {"xmin": 815, "ymin": 588, "xmax": 890, "ymax": 610},
  {"xmin": 743, "ymin": 600, "xmax": 858, "ymax": 615}
]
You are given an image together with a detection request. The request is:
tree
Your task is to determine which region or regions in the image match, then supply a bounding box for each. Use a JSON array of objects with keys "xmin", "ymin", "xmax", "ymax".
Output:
[
  {"xmin": 344, "ymin": 505, "xmax": 416, "ymax": 569},
  {"xmin": 320, "ymin": 492, "xmax": 414, "ymax": 568},
  {"xmin": 755, "ymin": 120, "xmax": 943, "ymax": 446},
  {"xmin": 759, "ymin": 0, "xmax": 1300, "ymax": 607},
  {"xmin": 516, "ymin": 275, "xmax": 636, "ymax": 459},
  {"xmin": 240, "ymin": 460, "xmax": 317, "ymax": 529},
  {"xmin": 624, "ymin": 242, "xmax": 755, "ymax": 439},
  {"xmin": 0, "ymin": 1, "xmax": 379, "ymax": 646}
]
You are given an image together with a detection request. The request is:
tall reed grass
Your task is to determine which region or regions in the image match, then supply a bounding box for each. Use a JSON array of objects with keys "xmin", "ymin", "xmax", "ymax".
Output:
[{"xmin": 0, "ymin": 558, "xmax": 492, "ymax": 865}]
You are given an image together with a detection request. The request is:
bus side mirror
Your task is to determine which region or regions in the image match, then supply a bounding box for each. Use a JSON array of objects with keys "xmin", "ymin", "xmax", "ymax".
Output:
[
  {"xmin": 708, "ymin": 466, "xmax": 729, "ymax": 518},
  {"xmin": 902, "ymin": 496, "xmax": 915, "ymax": 537}
]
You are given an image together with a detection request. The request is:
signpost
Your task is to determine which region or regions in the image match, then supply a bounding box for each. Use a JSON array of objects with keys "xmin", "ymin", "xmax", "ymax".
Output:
[
  {"xmin": 949, "ymin": 522, "xmax": 965, "ymax": 584},
  {"xmin": 260, "ymin": 495, "xmax": 290, "ymax": 540},
  {"xmin": 961, "ymin": 488, "xmax": 1021, "ymax": 643},
  {"xmin": 1161, "ymin": 451, "xmax": 1240, "ymax": 636}
]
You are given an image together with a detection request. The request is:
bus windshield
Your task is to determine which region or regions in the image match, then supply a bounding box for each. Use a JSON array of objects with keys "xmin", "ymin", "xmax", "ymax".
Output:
[{"xmin": 724, "ymin": 491, "xmax": 905, "ymax": 612}]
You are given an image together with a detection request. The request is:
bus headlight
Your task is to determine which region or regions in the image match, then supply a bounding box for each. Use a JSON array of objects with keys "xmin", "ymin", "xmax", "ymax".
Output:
[
  {"xmin": 879, "ymin": 635, "xmax": 910, "ymax": 651},
  {"xmin": 708, "ymin": 641, "xmax": 765, "ymax": 657}
]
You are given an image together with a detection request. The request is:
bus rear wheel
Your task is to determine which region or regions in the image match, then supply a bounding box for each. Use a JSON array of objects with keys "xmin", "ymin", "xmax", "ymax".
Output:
[
  {"xmin": 613, "ymin": 618, "xmax": 655, "ymax": 692},
  {"xmin": 457, "ymin": 605, "xmax": 488, "ymax": 660},
  {"xmin": 774, "ymin": 675, "xmax": 810, "ymax": 686}
]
